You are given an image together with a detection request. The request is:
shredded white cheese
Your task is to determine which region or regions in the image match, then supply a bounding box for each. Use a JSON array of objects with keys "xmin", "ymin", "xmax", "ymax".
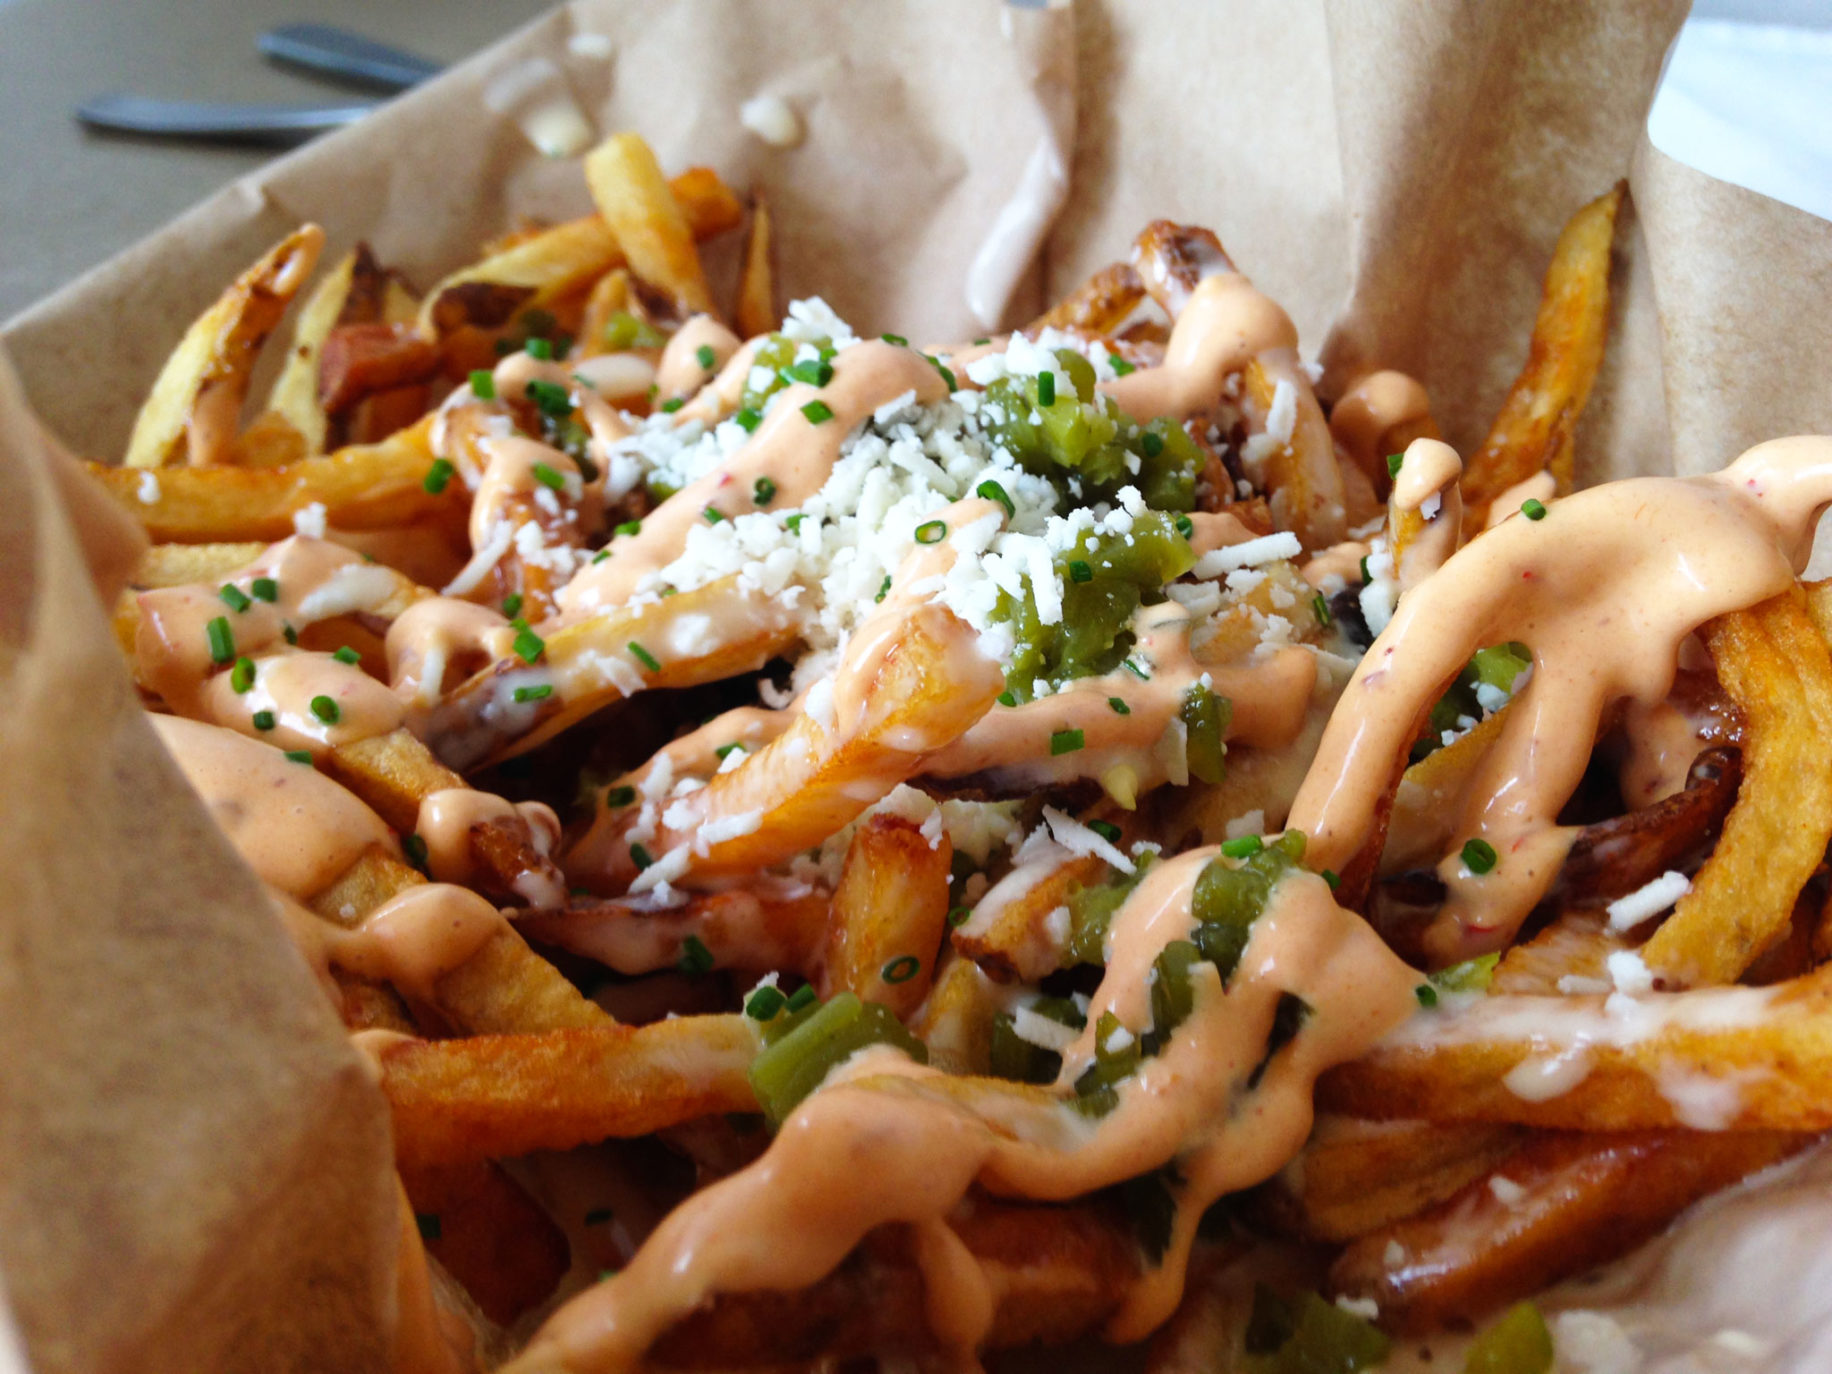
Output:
[
  {"xmin": 1191, "ymin": 532, "xmax": 1304, "ymax": 579},
  {"xmin": 136, "ymin": 471, "xmax": 161, "ymax": 504},
  {"xmin": 1606, "ymin": 870, "xmax": 1691, "ymax": 933},
  {"xmin": 292, "ymin": 502, "xmax": 327, "ymax": 538},
  {"xmin": 1041, "ymin": 806, "xmax": 1134, "ymax": 874}
]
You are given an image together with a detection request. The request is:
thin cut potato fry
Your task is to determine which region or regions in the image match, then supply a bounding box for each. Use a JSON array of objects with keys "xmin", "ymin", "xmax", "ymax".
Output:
[
  {"xmin": 1488, "ymin": 908, "xmax": 1624, "ymax": 995},
  {"xmin": 1461, "ymin": 184, "xmax": 1622, "ymax": 516},
  {"xmin": 124, "ymin": 224, "xmax": 326, "ymax": 469},
  {"xmin": 821, "ymin": 816, "xmax": 952, "ymax": 1020},
  {"xmin": 400, "ymin": 1159, "xmax": 571, "ymax": 1326},
  {"xmin": 1318, "ymin": 961, "xmax": 1832, "ymax": 1131},
  {"xmin": 89, "ymin": 414, "xmax": 452, "ymax": 542},
  {"xmin": 268, "ymin": 247, "xmax": 360, "ymax": 453},
  {"xmin": 228, "ymin": 410, "xmax": 310, "ymax": 468},
  {"xmin": 734, "ymin": 191, "xmax": 778, "ymax": 340},
  {"xmin": 1028, "ymin": 261, "xmax": 1146, "ymax": 335},
  {"xmin": 321, "ymin": 728, "xmax": 465, "ymax": 834},
  {"xmin": 952, "ymin": 852, "xmax": 1106, "ymax": 984},
  {"xmin": 585, "ymin": 132, "xmax": 717, "ymax": 319},
  {"xmin": 518, "ymin": 887, "xmax": 833, "ymax": 979},
  {"xmin": 130, "ymin": 541, "xmax": 267, "ymax": 589},
  {"xmin": 914, "ymin": 954, "xmax": 1006, "ymax": 1076},
  {"xmin": 1330, "ymin": 1129, "xmax": 1809, "ymax": 1334},
  {"xmin": 379, "ymin": 1017, "xmax": 761, "ymax": 1168},
  {"xmin": 1642, "ymin": 589, "xmax": 1832, "ymax": 986},
  {"xmin": 1793, "ymin": 580, "xmax": 1832, "ymax": 960},
  {"xmin": 576, "ymin": 267, "xmax": 634, "ymax": 360}
]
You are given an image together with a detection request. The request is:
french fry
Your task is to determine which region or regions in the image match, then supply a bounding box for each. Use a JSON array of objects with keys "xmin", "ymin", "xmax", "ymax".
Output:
[
  {"xmin": 1029, "ymin": 261, "xmax": 1146, "ymax": 336},
  {"xmin": 734, "ymin": 192, "xmax": 778, "ymax": 340},
  {"xmin": 401, "ymin": 1159, "xmax": 571, "ymax": 1326},
  {"xmin": 124, "ymin": 224, "xmax": 326, "ymax": 469},
  {"xmin": 88, "ymin": 414, "xmax": 453, "ymax": 542},
  {"xmin": 321, "ymin": 728, "xmax": 464, "ymax": 833},
  {"xmin": 227, "ymin": 409, "xmax": 310, "ymax": 468},
  {"xmin": 1461, "ymin": 184, "xmax": 1622, "ymax": 517},
  {"xmin": 268, "ymin": 246, "xmax": 360, "ymax": 453},
  {"xmin": 1642, "ymin": 589, "xmax": 1832, "ymax": 986},
  {"xmin": 585, "ymin": 132, "xmax": 717, "ymax": 319},
  {"xmin": 1329, "ymin": 1129, "xmax": 1809, "ymax": 1334},
  {"xmin": 420, "ymin": 216, "xmax": 618, "ymax": 339},
  {"xmin": 913, "ymin": 953, "xmax": 1006, "ymax": 1076},
  {"xmin": 1318, "ymin": 961, "xmax": 1832, "ymax": 1131},
  {"xmin": 1488, "ymin": 908, "xmax": 1622, "ymax": 995},
  {"xmin": 518, "ymin": 887, "xmax": 832, "ymax": 978},
  {"xmin": 430, "ymin": 574, "xmax": 803, "ymax": 770},
  {"xmin": 380, "ymin": 1017, "xmax": 762, "ymax": 1168},
  {"xmin": 576, "ymin": 267, "xmax": 634, "ymax": 360},
  {"xmin": 585, "ymin": 603, "xmax": 1003, "ymax": 887},
  {"xmin": 130, "ymin": 540, "xmax": 268, "ymax": 589},
  {"xmin": 318, "ymin": 322, "xmax": 441, "ymax": 414},
  {"xmin": 821, "ymin": 816, "xmax": 952, "ymax": 1020},
  {"xmin": 952, "ymin": 851, "xmax": 1106, "ymax": 984}
]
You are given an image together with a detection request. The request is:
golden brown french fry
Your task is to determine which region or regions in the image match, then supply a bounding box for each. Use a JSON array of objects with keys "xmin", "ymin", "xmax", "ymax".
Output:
[
  {"xmin": 1642, "ymin": 589, "xmax": 1832, "ymax": 986},
  {"xmin": 1319, "ymin": 961, "xmax": 1832, "ymax": 1131},
  {"xmin": 585, "ymin": 132, "xmax": 717, "ymax": 319},
  {"xmin": 401, "ymin": 1159, "xmax": 571, "ymax": 1326},
  {"xmin": 735, "ymin": 192, "xmax": 778, "ymax": 340},
  {"xmin": 125, "ymin": 224, "xmax": 326, "ymax": 469},
  {"xmin": 1329, "ymin": 1129, "xmax": 1809, "ymax": 1334},
  {"xmin": 518, "ymin": 887, "xmax": 832, "ymax": 978},
  {"xmin": 130, "ymin": 540, "xmax": 267, "ymax": 589},
  {"xmin": 321, "ymin": 728, "xmax": 465, "ymax": 834},
  {"xmin": 318, "ymin": 322, "xmax": 441, "ymax": 414},
  {"xmin": 576, "ymin": 267, "xmax": 634, "ymax": 360},
  {"xmin": 227, "ymin": 410, "xmax": 310, "ymax": 468},
  {"xmin": 1028, "ymin": 261, "xmax": 1146, "ymax": 335},
  {"xmin": 268, "ymin": 246, "xmax": 359, "ymax": 453},
  {"xmin": 913, "ymin": 953, "xmax": 1006, "ymax": 1076},
  {"xmin": 821, "ymin": 816, "xmax": 952, "ymax": 1020},
  {"xmin": 380, "ymin": 1017, "xmax": 762, "ymax": 1168},
  {"xmin": 1488, "ymin": 908, "xmax": 1623, "ymax": 995},
  {"xmin": 420, "ymin": 216, "xmax": 619, "ymax": 338},
  {"xmin": 952, "ymin": 852, "xmax": 1106, "ymax": 984},
  {"xmin": 1250, "ymin": 1117, "xmax": 1524, "ymax": 1244},
  {"xmin": 431, "ymin": 574, "xmax": 803, "ymax": 770},
  {"xmin": 88, "ymin": 414, "xmax": 453, "ymax": 542},
  {"xmin": 1461, "ymin": 184, "xmax": 1622, "ymax": 516}
]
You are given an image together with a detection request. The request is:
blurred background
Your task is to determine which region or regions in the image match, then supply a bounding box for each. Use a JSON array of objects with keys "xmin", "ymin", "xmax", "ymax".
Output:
[{"xmin": 0, "ymin": 0, "xmax": 1825, "ymax": 322}]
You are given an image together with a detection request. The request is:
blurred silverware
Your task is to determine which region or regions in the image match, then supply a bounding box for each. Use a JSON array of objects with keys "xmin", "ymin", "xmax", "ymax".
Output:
[
  {"xmin": 256, "ymin": 23, "xmax": 442, "ymax": 93},
  {"xmin": 74, "ymin": 95, "xmax": 376, "ymax": 144}
]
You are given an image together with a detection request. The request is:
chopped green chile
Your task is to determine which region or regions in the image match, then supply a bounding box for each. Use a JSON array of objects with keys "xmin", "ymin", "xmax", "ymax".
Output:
[
  {"xmin": 988, "ymin": 996, "xmax": 1084, "ymax": 1085},
  {"xmin": 600, "ymin": 311, "xmax": 666, "ymax": 352},
  {"xmin": 1413, "ymin": 641, "xmax": 1533, "ymax": 761},
  {"xmin": 748, "ymin": 991, "xmax": 928, "ymax": 1126},
  {"xmin": 1190, "ymin": 831, "xmax": 1306, "ymax": 983},
  {"xmin": 739, "ymin": 333, "xmax": 831, "ymax": 413},
  {"xmin": 1073, "ymin": 1010, "xmax": 1142, "ymax": 1105},
  {"xmin": 1119, "ymin": 1167, "xmax": 1180, "ymax": 1266},
  {"xmin": 1180, "ymin": 683, "xmax": 1231, "ymax": 785},
  {"xmin": 1149, "ymin": 940, "xmax": 1202, "ymax": 1043},
  {"xmin": 1064, "ymin": 852, "xmax": 1157, "ymax": 967},
  {"xmin": 1464, "ymin": 1301, "xmax": 1554, "ymax": 1374},
  {"xmin": 1245, "ymin": 1286, "xmax": 1390, "ymax": 1372},
  {"xmin": 1431, "ymin": 951, "xmax": 1500, "ymax": 994}
]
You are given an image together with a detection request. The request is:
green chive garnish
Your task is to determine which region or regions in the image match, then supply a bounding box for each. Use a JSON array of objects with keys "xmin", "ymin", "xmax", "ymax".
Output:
[
  {"xmin": 403, "ymin": 834, "xmax": 429, "ymax": 869},
  {"xmin": 525, "ymin": 337, "xmax": 553, "ymax": 361},
  {"xmin": 513, "ymin": 627, "xmax": 545, "ymax": 664},
  {"xmin": 1322, "ymin": 869, "xmax": 1341, "ymax": 889},
  {"xmin": 628, "ymin": 642, "xmax": 660, "ymax": 672},
  {"xmin": 1089, "ymin": 819, "xmax": 1122, "ymax": 844},
  {"xmin": 219, "ymin": 584, "xmax": 251, "ymax": 613},
  {"xmin": 1122, "ymin": 659, "xmax": 1148, "ymax": 680},
  {"xmin": 332, "ymin": 646, "xmax": 361, "ymax": 665},
  {"xmin": 696, "ymin": 344, "xmax": 716, "ymax": 370},
  {"xmin": 605, "ymin": 785, "xmax": 636, "ymax": 807},
  {"xmin": 629, "ymin": 843, "xmax": 654, "ymax": 871},
  {"xmin": 1387, "ymin": 453, "xmax": 1405, "ymax": 478},
  {"xmin": 996, "ymin": 690, "xmax": 1017, "ymax": 707},
  {"xmin": 309, "ymin": 695, "xmax": 340, "ymax": 724},
  {"xmin": 714, "ymin": 742, "xmax": 745, "ymax": 760},
  {"xmin": 423, "ymin": 458, "xmax": 455, "ymax": 495},
  {"xmin": 800, "ymin": 399, "xmax": 834, "ymax": 424},
  {"xmin": 252, "ymin": 710, "xmax": 276, "ymax": 731},
  {"xmin": 660, "ymin": 397, "xmax": 685, "ymax": 413},
  {"xmin": 914, "ymin": 520, "xmax": 947, "ymax": 545},
  {"xmin": 1109, "ymin": 356, "xmax": 1135, "ymax": 376},
  {"xmin": 1522, "ymin": 498, "xmax": 1547, "ymax": 521},
  {"xmin": 230, "ymin": 657, "xmax": 256, "ymax": 693},
  {"xmin": 250, "ymin": 577, "xmax": 278, "ymax": 603},
  {"xmin": 1312, "ymin": 592, "xmax": 1332, "ymax": 627},
  {"xmin": 1221, "ymin": 835, "xmax": 1263, "ymax": 859},
  {"xmin": 881, "ymin": 955, "xmax": 920, "ymax": 985},
  {"xmin": 785, "ymin": 513, "xmax": 806, "ymax": 533},
  {"xmin": 614, "ymin": 519, "xmax": 642, "ymax": 537},
  {"xmin": 875, "ymin": 576, "xmax": 891, "ymax": 603},
  {"xmin": 1462, "ymin": 838, "xmax": 1498, "ymax": 874},
  {"xmin": 678, "ymin": 935, "xmax": 714, "ymax": 976},
  {"xmin": 1108, "ymin": 697, "xmax": 1130, "ymax": 715},
  {"xmin": 513, "ymin": 684, "xmax": 553, "ymax": 703},
  {"xmin": 532, "ymin": 462, "xmax": 566, "ymax": 490},
  {"xmin": 206, "ymin": 616, "xmax": 234, "ymax": 665},
  {"xmin": 1174, "ymin": 513, "xmax": 1194, "ymax": 538},
  {"xmin": 948, "ymin": 905, "xmax": 972, "ymax": 927},
  {"xmin": 1416, "ymin": 984, "xmax": 1439, "ymax": 1008},
  {"xmin": 501, "ymin": 593, "xmax": 523, "ymax": 618},
  {"xmin": 785, "ymin": 983, "xmax": 818, "ymax": 1013},
  {"xmin": 284, "ymin": 749, "xmax": 313, "ymax": 765},
  {"xmin": 1069, "ymin": 559, "xmax": 1093, "ymax": 583},
  {"xmin": 976, "ymin": 479, "xmax": 1015, "ymax": 518},
  {"xmin": 469, "ymin": 370, "xmax": 496, "ymax": 400},
  {"xmin": 745, "ymin": 985, "xmax": 787, "ymax": 1019},
  {"xmin": 754, "ymin": 476, "xmax": 777, "ymax": 505},
  {"xmin": 1141, "ymin": 431, "xmax": 1165, "ymax": 458},
  {"xmin": 927, "ymin": 355, "xmax": 957, "ymax": 391},
  {"xmin": 1050, "ymin": 728, "xmax": 1084, "ymax": 756},
  {"xmin": 734, "ymin": 407, "xmax": 762, "ymax": 433},
  {"xmin": 1036, "ymin": 371, "xmax": 1055, "ymax": 406},
  {"xmin": 704, "ymin": 505, "xmax": 726, "ymax": 525},
  {"xmin": 881, "ymin": 333, "xmax": 908, "ymax": 347}
]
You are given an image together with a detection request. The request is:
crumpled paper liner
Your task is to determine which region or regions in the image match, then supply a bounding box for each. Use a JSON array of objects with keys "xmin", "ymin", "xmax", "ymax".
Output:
[{"xmin": 2, "ymin": 0, "xmax": 1830, "ymax": 1367}]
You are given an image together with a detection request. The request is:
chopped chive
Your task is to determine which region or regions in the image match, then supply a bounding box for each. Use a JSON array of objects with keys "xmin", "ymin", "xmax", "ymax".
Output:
[
  {"xmin": 1522, "ymin": 498, "xmax": 1548, "ymax": 521},
  {"xmin": 975, "ymin": 479, "xmax": 1015, "ymax": 518},
  {"xmin": 1360, "ymin": 555, "xmax": 1372, "ymax": 584},
  {"xmin": 416, "ymin": 1213, "xmax": 441, "ymax": 1242},
  {"xmin": 1108, "ymin": 697, "xmax": 1130, "ymax": 715},
  {"xmin": 948, "ymin": 905, "xmax": 972, "ymax": 928},
  {"xmin": 402, "ymin": 833, "xmax": 429, "ymax": 870},
  {"xmin": 704, "ymin": 505, "xmax": 726, "ymax": 524},
  {"xmin": 614, "ymin": 519, "xmax": 642, "ymax": 537},
  {"xmin": 1069, "ymin": 559, "xmax": 1093, "ymax": 583},
  {"xmin": 1312, "ymin": 592, "xmax": 1332, "ymax": 627},
  {"xmin": 1050, "ymin": 728, "xmax": 1085, "ymax": 756},
  {"xmin": 423, "ymin": 458, "xmax": 455, "ymax": 495},
  {"xmin": 230, "ymin": 657, "xmax": 256, "ymax": 693},
  {"xmin": 250, "ymin": 577, "xmax": 278, "ymax": 603},
  {"xmin": 218, "ymin": 583, "xmax": 251, "ymax": 613},
  {"xmin": 1121, "ymin": 658, "xmax": 1149, "ymax": 680},
  {"xmin": 696, "ymin": 344, "xmax": 716, "ymax": 370},
  {"xmin": 997, "ymin": 690, "xmax": 1017, "ymax": 707},
  {"xmin": 800, "ymin": 399, "xmax": 834, "ymax": 424},
  {"xmin": 592, "ymin": 549, "xmax": 611, "ymax": 564},
  {"xmin": 1036, "ymin": 371, "xmax": 1055, "ymax": 407},
  {"xmin": 785, "ymin": 513, "xmax": 806, "ymax": 533},
  {"xmin": 332, "ymin": 646, "xmax": 361, "ymax": 665},
  {"xmin": 753, "ymin": 476, "xmax": 777, "ymax": 505},
  {"xmin": 1416, "ymin": 984, "xmax": 1439, "ymax": 1008},
  {"xmin": 1088, "ymin": 819, "xmax": 1122, "ymax": 844},
  {"xmin": 501, "ymin": 593, "xmax": 523, "ymax": 618},
  {"xmin": 512, "ymin": 684, "xmax": 553, "ymax": 703},
  {"xmin": 881, "ymin": 955, "xmax": 921, "ymax": 985},
  {"xmin": 252, "ymin": 709, "xmax": 276, "ymax": 731},
  {"xmin": 1462, "ymin": 838, "xmax": 1498, "ymax": 874},
  {"xmin": 630, "ymin": 843, "xmax": 654, "ymax": 871},
  {"xmin": 1109, "ymin": 355, "xmax": 1135, "ymax": 376},
  {"xmin": 914, "ymin": 520, "xmax": 947, "ymax": 545},
  {"xmin": 1221, "ymin": 835, "xmax": 1263, "ymax": 859},
  {"xmin": 785, "ymin": 983, "xmax": 818, "ymax": 1013},
  {"xmin": 973, "ymin": 337, "xmax": 991, "ymax": 346},
  {"xmin": 1387, "ymin": 452, "xmax": 1405, "ymax": 478},
  {"xmin": 284, "ymin": 749, "xmax": 313, "ymax": 765},
  {"xmin": 605, "ymin": 785, "xmax": 636, "ymax": 807},
  {"xmin": 627, "ymin": 641, "xmax": 660, "ymax": 672},
  {"xmin": 881, "ymin": 333, "xmax": 908, "ymax": 347},
  {"xmin": 1141, "ymin": 430, "xmax": 1165, "ymax": 458},
  {"xmin": 469, "ymin": 369, "xmax": 496, "ymax": 400},
  {"xmin": 1173, "ymin": 513, "xmax": 1194, "ymax": 538},
  {"xmin": 926, "ymin": 355, "xmax": 957, "ymax": 391},
  {"xmin": 782, "ymin": 358, "xmax": 833, "ymax": 387},
  {"xmin": 309, "ymin": 695, "xmax": 340, "ymax": 725},
  {"xmin": 525, "ymin": 337, "xmax": 553, "ymax": 361},
  {"xmin": 660, "ymin": 397, "xmax": 685, "ymax": 413},
  {"xmin": 584, "ymin": 1207, "xmax": 614, "ymax": 1226},
  {"xmin": 1322, "ymin": 869, "xmax": 1341, "ymax": 890},
  {"xmin": 734, "ymin": 406, "xmax": 762, "ymax": 433},
  {"xmin": 206, "ymin": 616, "xmax": 235, "ymax": 665},
  {"xmin": 745, "ymin": 985, "xmax": 787, "ymax": 1019},
  {"xmin": 714, "ymin": 742, "xmax": 745, "ymax": 761},
  {"xmin": 875, "ymin": 576, "xmax": 891, "ymax": 603},
  {"xmin": 678, "ymin": 935, "xmax": 715, "ymax": 976},
  {"xmin": 532, "ymin": 462, "xmax": 566, "ymax": 490},
  {"xmin": 513, "ymin": 627, "xmax": 545, "ymax": 664}
]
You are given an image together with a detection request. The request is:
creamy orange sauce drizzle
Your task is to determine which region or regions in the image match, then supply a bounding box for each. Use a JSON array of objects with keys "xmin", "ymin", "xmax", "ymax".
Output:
[
  {"xmin": 325, "ymin": 882, "xmax": 509, "ymax": 1004},
  {"xmin": 149, "ymin": 715, "xmax": 395, "ymax": 897},
  {"xmin": 386, "ymin": 597, "xmax": 514, "ymax": 709},
  {"xmin": 509, "ymin": 854, "xmax": 1418, "ymax": 1372},
  {"xmin": 1616, "ymin": 697, "xmax": 1717, "ymax": 808},
  {"xmin": 416, "ymin": 787, "xmax": 564, "ymax": 906},
  {"xmin": 653, "ymin": 316, "xmax": 741, "ymax": 400},
  {"xmin": 1328, "ymin": 370, "xmax": 1432, "ymax": 483},
  {"xmin": 1290, "ymin": 437, "xmax": 1832, "ymax": 965},
  {"xmin": 1482, "ymin": 470, "xmax": 1559, "ymax": 531},
  {"xmin": 1390, "ymin": 437, "xmax": 1464, "ymax": 593}
]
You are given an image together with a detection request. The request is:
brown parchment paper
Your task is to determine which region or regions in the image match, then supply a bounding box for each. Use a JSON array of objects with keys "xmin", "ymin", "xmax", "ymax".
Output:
[{"xmin": 3, "ymin": 0, "xmax": 1832, "ymax": 1368}]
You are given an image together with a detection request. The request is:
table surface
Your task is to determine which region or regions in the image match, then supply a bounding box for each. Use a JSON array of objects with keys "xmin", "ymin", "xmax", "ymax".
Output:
[{"xmin": 0, "ymin": 0, "xmax": 552, "ymax": 321}]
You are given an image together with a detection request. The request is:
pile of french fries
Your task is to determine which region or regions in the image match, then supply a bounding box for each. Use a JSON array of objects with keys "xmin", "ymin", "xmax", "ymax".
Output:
[{"xmin": 81, "ymin": 124, "xmax": 1832, "ymax": 1374}]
